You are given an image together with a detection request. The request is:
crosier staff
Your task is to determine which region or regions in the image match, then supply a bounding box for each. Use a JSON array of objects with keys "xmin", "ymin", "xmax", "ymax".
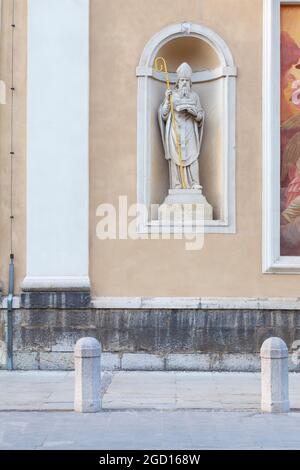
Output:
[{"xmin": 154, "ymin": 57, "xmax": 187, "ymax": 189}]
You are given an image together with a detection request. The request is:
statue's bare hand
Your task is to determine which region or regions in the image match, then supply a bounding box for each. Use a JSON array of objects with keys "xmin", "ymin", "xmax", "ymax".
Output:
[
  {"xmin": 165, "ymin": 89, "xmax": 172, "ymax": 99},
  {"xmin": 196, "ymin": 110, "xmax": 204, "ymax": 121}
]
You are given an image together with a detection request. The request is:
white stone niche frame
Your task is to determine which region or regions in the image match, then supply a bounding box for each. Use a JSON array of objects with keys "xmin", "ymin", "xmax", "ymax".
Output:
[
  {"xmin": 136, "ymin": 22, "xmax": 237, "ymax": 234},
  {"xmin": 262, "ymin": 0, "xmax": 300, "ymax": 273}
]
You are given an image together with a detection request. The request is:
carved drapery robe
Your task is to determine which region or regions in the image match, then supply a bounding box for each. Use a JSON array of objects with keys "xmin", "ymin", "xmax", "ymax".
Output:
[{"xmin": 159, "ymin": 89, "xmax": 204, "ymax": 189}]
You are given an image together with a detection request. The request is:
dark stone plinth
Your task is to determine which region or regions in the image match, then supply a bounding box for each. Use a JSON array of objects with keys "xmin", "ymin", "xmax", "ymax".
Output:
[
  {"xmin": 11, "ymin": 308, "xmax": 300, "ymax": 354},
  {"xmin": 20, "ymin": 291, "xmax": 91, "ymax": 309}
]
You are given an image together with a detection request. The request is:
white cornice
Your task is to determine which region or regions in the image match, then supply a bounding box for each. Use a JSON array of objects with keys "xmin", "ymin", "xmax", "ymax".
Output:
[{"xmin": 91, "ymin": 296, "xmax": 300, "ymax": 310}]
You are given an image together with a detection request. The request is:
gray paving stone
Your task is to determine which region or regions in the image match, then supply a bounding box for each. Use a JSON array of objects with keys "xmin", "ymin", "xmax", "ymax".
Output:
[
  {"xmin": 13, "ymin": 352, "xmax": 39, "ymax": 370},
  {"xmin": 121, "ymin": 354, "xmax": 165, "ymax": 371},
  {"xmin": 39, "ymin": 352, "xmax": 74, "ymax": 370},
  {"xmin": 101, "ymin": 353, "xmax": 121, "ymax": 371},
  {"xmin": 0, "ymin": 370, "xmax": 299, "ymax": 411},
  {"xmin": 0, "ymin": 410, "xmax": 299, "ymax": 449}
]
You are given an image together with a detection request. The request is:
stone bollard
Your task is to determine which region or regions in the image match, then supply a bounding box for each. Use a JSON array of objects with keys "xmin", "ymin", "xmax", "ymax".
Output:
[
  {"xmin": 260, "ymin": 337, "xmax": 290, "ymax": 413},
  {"xmin": 74, "ymin": 337, "xmax": 101, "ymax": 413}
]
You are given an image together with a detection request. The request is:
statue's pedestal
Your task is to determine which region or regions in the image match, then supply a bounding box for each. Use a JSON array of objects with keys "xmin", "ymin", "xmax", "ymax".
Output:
[{"xmin": 158, "ymin": 188, "xmax": 213, "ymax": 224}]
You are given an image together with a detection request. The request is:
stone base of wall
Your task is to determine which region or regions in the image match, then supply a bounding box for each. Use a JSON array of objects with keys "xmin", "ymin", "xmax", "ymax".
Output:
[
  {"xmin": 1, "ymin": 307, "xmax": 300, "ymax": 371},
  {"xmin": 8, "ymin": 351, "xmax": 300, "ymax": 372}
]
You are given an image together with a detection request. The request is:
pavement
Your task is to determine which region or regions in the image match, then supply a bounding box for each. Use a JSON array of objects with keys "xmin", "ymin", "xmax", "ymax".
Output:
[
  {"xmin": 1, "ymin": 370, "xmax": 300, "ymax": 411},
  {"xmin": 0, "ymin": 371, "xmax": 300, "ymax": 449},
  {"xmin": 2, "ymin": 409, "xmax": 300, "ymax": 450}
]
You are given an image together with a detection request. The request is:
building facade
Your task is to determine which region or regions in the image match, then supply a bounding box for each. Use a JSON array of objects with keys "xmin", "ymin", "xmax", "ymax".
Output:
[{"xmin": 1, "ymin": 0, "xmax": 300, "ymax": 371}]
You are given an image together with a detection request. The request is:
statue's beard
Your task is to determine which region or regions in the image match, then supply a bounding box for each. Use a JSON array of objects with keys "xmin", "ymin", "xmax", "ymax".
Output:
[{"xmin": 179, "ymin": 86, "xmax": 190, "ymax": 99}]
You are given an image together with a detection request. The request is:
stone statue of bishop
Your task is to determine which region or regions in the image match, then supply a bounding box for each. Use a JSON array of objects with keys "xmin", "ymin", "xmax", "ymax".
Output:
[
  {"xmin": 158, "ymin": 62, "xmax": 213, "ymax": 221},
  {"xmin": 158, "ymin": 62, "xmax": 204, "ymax": 190}
]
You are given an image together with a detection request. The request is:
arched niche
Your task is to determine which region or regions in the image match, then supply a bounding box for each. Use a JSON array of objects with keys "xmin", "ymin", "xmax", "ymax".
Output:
[{"xmin": 136, "ymin": 22, "xmax": 237, "ymax": 233}]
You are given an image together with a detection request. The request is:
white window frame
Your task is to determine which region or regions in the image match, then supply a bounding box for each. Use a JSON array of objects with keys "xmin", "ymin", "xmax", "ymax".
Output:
[{"xmin": 262, "ymin": 0, "xmax": 300, "ymax": 273}]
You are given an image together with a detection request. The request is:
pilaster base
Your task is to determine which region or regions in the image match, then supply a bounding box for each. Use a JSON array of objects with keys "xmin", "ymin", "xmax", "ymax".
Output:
[{"xmin": 21, "ymin": 276, "xmax": 91, "ymax": 308}]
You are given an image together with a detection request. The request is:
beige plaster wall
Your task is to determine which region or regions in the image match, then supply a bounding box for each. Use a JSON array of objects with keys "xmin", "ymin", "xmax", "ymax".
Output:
[
  {"xmin": 90, "ymin": 0, "xmax": 294, "ymax": 298},
  {"xmin": 0, "ymin": 0, "xmax": 26, "ymax": 294},
  {"xmin": 4, "ymin": 0, "xmax": 300, "ymax": 299}
]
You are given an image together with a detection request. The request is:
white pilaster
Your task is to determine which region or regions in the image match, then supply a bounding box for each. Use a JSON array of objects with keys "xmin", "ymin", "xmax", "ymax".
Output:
[{"xmin": 23, "ymin": 0, "xmax": 90, "ymax": 291}]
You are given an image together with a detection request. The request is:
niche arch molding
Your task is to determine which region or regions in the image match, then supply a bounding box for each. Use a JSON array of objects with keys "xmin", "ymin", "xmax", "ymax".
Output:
[{"xmin": 136, "ymin": 22, "xmax": 237, "ymax": 233}]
